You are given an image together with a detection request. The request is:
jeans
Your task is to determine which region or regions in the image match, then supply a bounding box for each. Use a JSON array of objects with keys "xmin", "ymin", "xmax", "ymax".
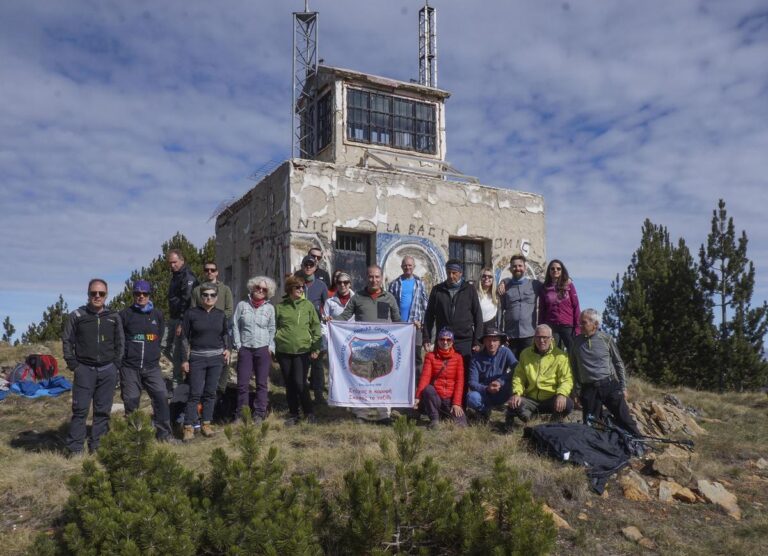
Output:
[
  {"xmin": 236, "ymin": 346, "xmax": 271, "ymax": 419},
  {"xmin": 67, "ymin": 363, "xmax": 118, "ymax": 453},
  {"xmin": 276, "ymin": 352, "xmax": 313, "ymax": 417},
  {"xmin": 184, "ymin": 355, "xmax": 223, "ymax": 425},
  {"xmin": 465, "ymin": 382, "xmax": 513, "ymax": 416},
  {"xmin": 120, "ymin": 365, "xmax": 172, "ymax": 439}
]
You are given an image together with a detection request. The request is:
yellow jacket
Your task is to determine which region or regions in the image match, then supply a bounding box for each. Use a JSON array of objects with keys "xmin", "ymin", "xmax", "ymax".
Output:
[{"xmin": 512, "ymin": 343, "xmax": 573, "ymax": 401}]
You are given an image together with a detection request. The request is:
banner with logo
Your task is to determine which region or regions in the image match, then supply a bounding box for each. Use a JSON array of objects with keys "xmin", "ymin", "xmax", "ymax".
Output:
[{"xmin": 327, "ymin": 321, "xmax": 416, "ymax": 408}]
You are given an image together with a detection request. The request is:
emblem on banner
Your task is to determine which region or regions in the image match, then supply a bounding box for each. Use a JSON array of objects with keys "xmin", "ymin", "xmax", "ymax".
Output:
[{"xmin": 347, "ymin": 336, "xmax": 395, "ymax": 381}]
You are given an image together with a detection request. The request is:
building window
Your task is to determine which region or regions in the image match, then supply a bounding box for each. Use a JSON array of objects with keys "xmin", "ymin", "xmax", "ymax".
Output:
[
  {"xmin": 301, "ymin": 91, "xmax": 333, "ymax": 156},
  {"xmin": 334, "ymin": 231, "xmax": 371, "ymax": 292},
  {"xmin": 449, "ymin": 239, "xmax": 485, "ymax": 283},
  {"xmin": 346, "ymin": 88, "xmax": 437, "ymax": 154}
]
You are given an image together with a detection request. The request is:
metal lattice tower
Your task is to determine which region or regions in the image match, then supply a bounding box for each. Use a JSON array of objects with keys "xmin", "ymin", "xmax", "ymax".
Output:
[
  {"xmin": 418, "ymin": 1, "xmax": 437, "ymax": 88},
  {"xmin": 292, "ymin": 2, "xmax": 318, "ymax": 159}
]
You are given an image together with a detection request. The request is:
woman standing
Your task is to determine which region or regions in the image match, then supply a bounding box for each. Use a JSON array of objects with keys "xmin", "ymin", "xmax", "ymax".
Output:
[
  {"xmin": 233, "ymin": 276, "xmax": 276, "ymax": 424},
  {"xmin": 414, "ymin": 328, "xmax": 467, "ymax": 429},
  {"xmin": 322, "ymin": 272, "xmax": 354, "ymax": 350},
  {"xmin": 275, "ymin": 276, "xmax": 322, "ymax": 425},
  {"xmin": 181, "ymin": 283, "xmax": 230, "ymax": 442},
  {"xmin": 538, "ymin": 259, "xmax": 580, "ymax": 352},
  {"xmin": 476, "ymin": 267, "xmax": 499, "ymax": 328}
]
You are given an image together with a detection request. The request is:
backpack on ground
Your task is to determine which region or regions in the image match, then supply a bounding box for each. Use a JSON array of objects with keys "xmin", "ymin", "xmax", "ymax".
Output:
[
  {"xmin": 8, "ymin": 362, "xmax": 36, "ymax": 383},
  {"xmin": 25, "ymin": 354, "xmax": 59, "ymax": 381}
]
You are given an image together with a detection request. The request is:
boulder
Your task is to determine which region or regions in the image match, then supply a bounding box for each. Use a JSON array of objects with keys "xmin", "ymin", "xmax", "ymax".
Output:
[
  {"xmin": 621, "ymin": 525, "xmax": 644, "ymax": 542},
  {"xmin": 629, "ymin": 398, "xmax": 706, "ymax": 438},
  {"xmin": 619, "ymin": 470, "xmax": 651, "ymax": 501},
  {"xmin": 755, "ymin": 457, "xmax": 768, "ymax": 470},
  {"xmin": 659, "ymin": 479, "xmax": 697, "ymax": 503},
  {"xmin": 697, "ymin": 480, "xmax": 741, "ymax": 520},
  {"xmin": 650, "ymin": 445, "xmax": 697, "ymax": 482}
]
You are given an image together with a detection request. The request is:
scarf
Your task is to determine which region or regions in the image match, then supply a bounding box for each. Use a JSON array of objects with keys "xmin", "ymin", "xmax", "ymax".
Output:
[
  {"xmin": 436, "ymin": 346, "xmax": 454, "ymax": 359},
  {"xmin": 337, "ymin": 292, "xmax": 351, "ymax": 306},
  {"xmin": 446, "ymin": 278, "xmax": 463, "ymax": 290},
  {"xmin": 133, "ymin": 301, "xmax": 154, "ymax": 314},
  {"xmin": 508, "ymin": 276, "xmax": 527, "ymax": 286},
  {"xmin": 368, "ymin": 288, "xmax": 381, "ymax": 300},
  {"xmin": 249, "ymin": 297, "xmax": 267, "ymax": 310}
]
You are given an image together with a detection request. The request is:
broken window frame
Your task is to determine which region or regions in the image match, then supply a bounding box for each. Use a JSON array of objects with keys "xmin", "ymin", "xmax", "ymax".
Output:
[{"xmin": 448, "ymin": 239, "xmax": 485, "ymax": 284}]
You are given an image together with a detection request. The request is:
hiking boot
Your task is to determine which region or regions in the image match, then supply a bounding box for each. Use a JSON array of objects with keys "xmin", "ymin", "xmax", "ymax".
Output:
[
  {"xmin": 313, "ymin": 391, "xmax": 326, "ymax": 405},
  {"xmin": 252, "ymin": 415, "xmax": 264, "ymax": 426},
  {"xmin": 284, "ymin": 414, "xmax": 300, "ymax": 427},
  {"xmin": 201, "ymin": 422, "xmax": 215, "ymax": 437},
  {"xmin": 427, "ymin": 419, "xmax": 441, "ymax": 430},
  {"xmin": 305, "ymin": 414, "xmax": 317, "ymax": 425},
  {"xmin": 158, "ymin": 436, "xmax": 181, "ymax": 445},
  {"xmin": 182, "ymin": 425, "xmax": 195, "ymax": 442}
]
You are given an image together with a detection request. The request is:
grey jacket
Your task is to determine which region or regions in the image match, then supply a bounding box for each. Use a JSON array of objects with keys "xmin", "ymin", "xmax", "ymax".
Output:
[
  {"xmin": 570, "ymin": 330, "xmax": 628, "ymax": 390},
  {"xmin": 337, "ymin": 289, "xmax": 401, "ymax": 323},
  {"xmin": 498, "ymin": 278, "xmax": 541, "ymax": 339},
  {"xmin": 232, "ymin": 300, "xmax": 275, "ymax": 352}
]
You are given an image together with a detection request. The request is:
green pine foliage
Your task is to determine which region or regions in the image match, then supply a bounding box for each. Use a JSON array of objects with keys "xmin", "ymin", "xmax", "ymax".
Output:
[
  {"xmin": 21, "ymin": 294, "xmax": 69, "ymax": 344},
  {"xmin": 110, "ymin": 232, "xmax": 215, "ymax": 314},
  {"xmin": 699, "ymin": 199, "xmax": 768, "ymax": 391},
  {"xmin": 603, "ymin": 220, "xmax": 714, "ymax": 387},
  {"xmin": 2, "ymin": 315, "xmax": 16, "ymax": 343}
]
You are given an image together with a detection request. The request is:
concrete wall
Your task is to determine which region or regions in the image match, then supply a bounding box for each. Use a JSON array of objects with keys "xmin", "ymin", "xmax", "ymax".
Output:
[{"xmin": 216, "ymin": 159, "xmax": 545, "ymax": 298}]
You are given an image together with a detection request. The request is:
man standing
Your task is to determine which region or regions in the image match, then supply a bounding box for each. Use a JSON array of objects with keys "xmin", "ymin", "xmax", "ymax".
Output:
[
  {"xmin": 119, "ymin": 280, "xmax": 174, "ymax": 442},
  {"xmin": 423, "ymin": 259, "xmax": 484, "ymax": 372},
  {"xmin": 308, "ymin": 246, "xmax": 332, "ymax": 287},
  {"xmin": 570, "ymin": 309, "xmax": 641, "ymax": 436},
  {"xmin": 62, "ymin": 279, "xmax": 124, "ymax": 455},
  {"xmin": 388, "ymin": 256, "xmax": 429, "ymax": 368},
  {"xmin": 192, "ymin": 261, "xmax": 234, "ymax": 391},
  {"xmin": 295, "ymin": 255, "xmax": 329, "ymax": 402},
  {"xmin": 165, "ymin": 249, "xmax": 198, "ymax": 385},
  {"xmin": 507, "ymin": 324, "xmax": 573, "ymax": 426},
  {"xmin": 466, "ymin": 326, "xmax": 518, "ymax": 421},
  {"xmin": 498, "ymin": 254, "xmax": 541, "ymax": 359},
  {"xmin": 337, "ymin": 265, "xmax": 401, "ymax": 422}
]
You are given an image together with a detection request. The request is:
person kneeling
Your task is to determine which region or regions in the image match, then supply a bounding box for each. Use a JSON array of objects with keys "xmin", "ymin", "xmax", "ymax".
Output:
[
  {"xmin": 507, "ymin": 324, "xmax": 573, "ymax": 427},
  {"xmin": 414, "ymin": 328, "xmax": 467, "ymax": 429}
]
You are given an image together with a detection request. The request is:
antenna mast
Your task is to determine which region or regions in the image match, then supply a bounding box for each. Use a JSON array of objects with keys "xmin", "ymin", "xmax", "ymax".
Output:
[
  {"xmin": 292, "ymin": 1, "xmax": 318, "ymax": 159},
  {"xmin": 418, "ymin": 1, "xmax": 437, "ymax": 88}
]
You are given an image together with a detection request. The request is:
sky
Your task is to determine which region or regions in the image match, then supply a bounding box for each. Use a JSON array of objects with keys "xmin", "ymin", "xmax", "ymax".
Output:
[{"xmin": 1, "ymin": 0, "xmax": 767, "ymax": 342}]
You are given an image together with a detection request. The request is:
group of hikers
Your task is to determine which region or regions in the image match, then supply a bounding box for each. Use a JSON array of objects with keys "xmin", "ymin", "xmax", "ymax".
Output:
[{"xmin": 61, "ymin": 247, "xmax": 640, "ymax": 455}]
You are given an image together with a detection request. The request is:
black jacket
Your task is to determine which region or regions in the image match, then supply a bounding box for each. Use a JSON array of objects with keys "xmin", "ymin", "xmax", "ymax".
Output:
[
  {"xmin": 423, "ymin": 280, "xmax": 484, "ymax": 346},
  {"xmin": 62, "ymin": 305, "xmax": 124, "ymax": 369},
  {"xmin": 120, "ymin": 305, "xmax": 165, "ymax": 369},
  {"xmin": 168, "ymin": 264, "xmax": 199, "ymax": 319},
  {"xmin": 181, "ymin": 306, "xmax": 231, "ymax": 361}
]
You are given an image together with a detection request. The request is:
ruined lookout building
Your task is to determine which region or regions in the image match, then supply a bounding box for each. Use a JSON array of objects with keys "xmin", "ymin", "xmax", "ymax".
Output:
[{"xmin": 215, "ymin": 63, "xmax": 546, "ymax": 301}]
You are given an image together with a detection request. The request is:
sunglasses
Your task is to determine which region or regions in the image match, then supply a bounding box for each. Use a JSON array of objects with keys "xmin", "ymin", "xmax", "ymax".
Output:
[
  {"xmin": 481, "ymin": 275, "xmax": 493, "ymax": 279},
  {"xmin": 550, "ymin": 267, "xmax": 562, "ymax": 271},
  {"xmin": 133, "ymin": 292, "xmax": 149, "ymax": 297},
  {"xmin": 201, "ymin": 292, "xmax": 218, "ymax": 299},
  {"xmin": 337, "ymin": 280, "xmax": 351, "ymax": 285},
  {"xmin": 438, "ymin": 337, "xmax": 453, "ymax": 342},
  {"xmin": 292, "ymin": 285, "xmax": 304, "ymax": 291},
  {"xmin": 252, "ymin": 286, "xmax": 268, "ymax": 293},
  {"xmin": 89, "ymin": 291, "xmax": 107, "ymax": 298},
  {"xmin": 204, "ymin": 268, "xmax": 217, "ymax": 273},
  {"xmin": 534, "ymin": 335, "xmax": 552, "ymax": 340}
]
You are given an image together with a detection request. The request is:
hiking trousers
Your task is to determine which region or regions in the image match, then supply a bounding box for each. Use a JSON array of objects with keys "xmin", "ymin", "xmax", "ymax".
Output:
[
  {"xmin": 120, "ymin": 365, "xmax": 172, "ymax": 440},
  {"xmin": 67, "ymin": 362, "xmax": 118, "ymax": 454},
  {"xmin": 419, "ymin": 384, "xmax": 467, "ymax": 426},
  {"xmin": 184, "ymin": 355, "xmax": 222, "ymax": 425},
  {"xmin": 508, "ymin": 394, "xmax": 574, "ymax": 422},
  {"xmin": 466, "ymin": 382, "xmax": 513, "ymax": 416},
  {"xmin": 276, "ymin": 352, "xmax": 313, "ymax": 417},
  {"xmin": 236, "ymin": 346, "xmax": 271, "ymax": 419},
  {"xmin": 580, "ymin": 377, "xmax": 641, "ymax": 436}
]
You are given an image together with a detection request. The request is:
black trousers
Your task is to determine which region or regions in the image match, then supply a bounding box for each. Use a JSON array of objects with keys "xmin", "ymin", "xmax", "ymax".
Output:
[
  {"xmin": 580, "ymin": 377, "xmax": 641, "ymax": 436},
  {"xmin": 120, "ymin": 365, "xmax": 172, "ymax": 439},
  {"xmin": 67, "ymin": 363, "xmax": 118, "ymax": 453},
  {"xmin": 507, "ymin": 337, "xmax": 534, "ymax": 360},
  {"xmin": 276, "ymin": 352, "xmax": 313, "ymax": 417}
]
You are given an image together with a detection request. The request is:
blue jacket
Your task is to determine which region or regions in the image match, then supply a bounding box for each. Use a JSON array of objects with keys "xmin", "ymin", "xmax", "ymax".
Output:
[{"xmin": 468, "ymin": 345, "xmax": 518, "ymax": 393}]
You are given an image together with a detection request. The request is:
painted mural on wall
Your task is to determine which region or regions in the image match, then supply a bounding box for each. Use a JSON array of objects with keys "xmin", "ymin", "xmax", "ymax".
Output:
[{"xmin": 377, "ymin": 233, "xmax": 446, "ymax": 292}]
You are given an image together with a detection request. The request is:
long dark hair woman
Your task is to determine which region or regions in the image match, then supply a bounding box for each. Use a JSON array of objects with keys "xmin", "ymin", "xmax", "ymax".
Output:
[{"xmin": 538, "ymin": 259, "xmax": 580, "ymax": 352}]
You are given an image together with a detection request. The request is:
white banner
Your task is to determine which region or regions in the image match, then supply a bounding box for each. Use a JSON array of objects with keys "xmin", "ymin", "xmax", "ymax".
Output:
[{"xmin": 327, "ymin": 321, "xmax": 416, "ymax": 408}]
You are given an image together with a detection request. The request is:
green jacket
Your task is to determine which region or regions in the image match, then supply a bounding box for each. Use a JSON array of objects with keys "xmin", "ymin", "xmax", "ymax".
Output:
[
  {"xmin": 275, "ymin": 296, "xmax": 322, "ymax": 354},
  {"xmin": 512, "ymin": 343, "xmax": 573, "ymax": 401}
]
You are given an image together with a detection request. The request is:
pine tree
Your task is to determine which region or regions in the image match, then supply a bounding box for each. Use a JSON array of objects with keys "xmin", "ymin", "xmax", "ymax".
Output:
[
  {"xmin": 699, "ymin": 199, "xmax": 768, "ymax": 391},
  {"xmin": 603, "ymin": 220, "xmax": 714, "ymax": 387},
  {"xmin": 21, "ymin": 295, "xmax": 68, "ymax": 344},
  {"xmin": 111, "ymin": 233, "xmax": 215, "ymax": 315},
  {"xmin": 2, "ymin": 316, "xmax": 15, "ymax": 343}
]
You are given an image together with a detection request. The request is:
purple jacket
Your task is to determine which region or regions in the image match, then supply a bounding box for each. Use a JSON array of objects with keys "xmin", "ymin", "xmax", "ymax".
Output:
[{"xmin": 538, "ymin": 281, "xmax": 581, "ymax": 334}]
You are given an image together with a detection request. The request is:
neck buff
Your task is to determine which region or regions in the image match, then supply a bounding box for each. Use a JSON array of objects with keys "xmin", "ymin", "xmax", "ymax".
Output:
[
  {"xmin": 508, "ymin": 276, "xmax": 527, "ymax": 285},
  {"xmin": 337, "ymin": 292, "xmax": 351, "ymax": 306},
  {"xmin": 446, "ymin": 278, "xmax": 463, "ymax": 290},
  {"xmin": 133, "ymin": 301, "xmax": 154, "ymax": 314},
  {"xmin": 436, "ymin": 346, "xmax": 454, "ymax": 358},
  {"xmin": 250, "ymin": 297, "xmax": 267, "ymax": 310}
]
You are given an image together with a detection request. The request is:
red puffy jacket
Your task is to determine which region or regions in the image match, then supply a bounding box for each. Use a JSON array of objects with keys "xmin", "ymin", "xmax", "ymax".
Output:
[{"xmin": 416, "ymin": 348, "xmax": 464, "ymax": 407}]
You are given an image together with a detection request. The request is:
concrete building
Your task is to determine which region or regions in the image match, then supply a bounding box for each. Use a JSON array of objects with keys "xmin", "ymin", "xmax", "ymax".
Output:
[{"xmin": 215, "ymin": 65, "xmax": 545, "ymax": 302}]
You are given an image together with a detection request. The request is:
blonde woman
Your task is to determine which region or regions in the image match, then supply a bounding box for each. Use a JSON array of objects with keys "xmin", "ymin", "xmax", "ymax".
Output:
[{"xmin": 476, "ymin": 267, "xmax": 498, "ymax": 328}]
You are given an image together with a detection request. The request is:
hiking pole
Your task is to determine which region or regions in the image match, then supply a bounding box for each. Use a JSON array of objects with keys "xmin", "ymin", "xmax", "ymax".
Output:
[{"xmin": 587, "ymin": 416, "xmax": 695, "ymax": 450}]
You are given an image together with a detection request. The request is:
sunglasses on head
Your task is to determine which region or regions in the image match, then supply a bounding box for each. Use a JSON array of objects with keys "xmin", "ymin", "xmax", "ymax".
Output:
[
  {"xmin": 201, "ymin": 292, "xmax": 217, "ymax": 298},
  {"xmin": 89, "ymin": 291, "xmax": 107, "ymax": 298}
]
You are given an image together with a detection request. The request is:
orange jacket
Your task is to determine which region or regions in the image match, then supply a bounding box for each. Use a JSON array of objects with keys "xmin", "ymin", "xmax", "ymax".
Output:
[{"xmin": 416, "ymin": 348, "xmax": 464, "ymax": 407}]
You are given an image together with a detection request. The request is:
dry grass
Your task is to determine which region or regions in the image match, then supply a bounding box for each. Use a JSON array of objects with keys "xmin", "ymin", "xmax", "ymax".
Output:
[{"xmin": 0, "ymin": 342, "xmax": 766, "ymax": 555}]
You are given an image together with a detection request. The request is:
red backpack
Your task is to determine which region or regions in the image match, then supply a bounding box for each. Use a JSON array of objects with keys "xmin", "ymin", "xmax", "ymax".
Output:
[{"xmin": 25, "ymin": 354, "xmax": 59, "ymax": 381}]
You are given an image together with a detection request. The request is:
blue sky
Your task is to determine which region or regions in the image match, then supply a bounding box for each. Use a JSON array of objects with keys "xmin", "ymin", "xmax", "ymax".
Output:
[{"xmin": 1, "ymin": 0, "xmax": 767, "ymax": 341}]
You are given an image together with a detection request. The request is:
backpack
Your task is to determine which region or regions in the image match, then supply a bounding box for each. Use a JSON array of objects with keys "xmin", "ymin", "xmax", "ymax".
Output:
[
  {"xmin": 25, "ymin": 354, "xmax": 59, "ymax": 381},
  {"xmin": 8, "ymin": 362, "xmax": 36, "ymax": 383}
]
